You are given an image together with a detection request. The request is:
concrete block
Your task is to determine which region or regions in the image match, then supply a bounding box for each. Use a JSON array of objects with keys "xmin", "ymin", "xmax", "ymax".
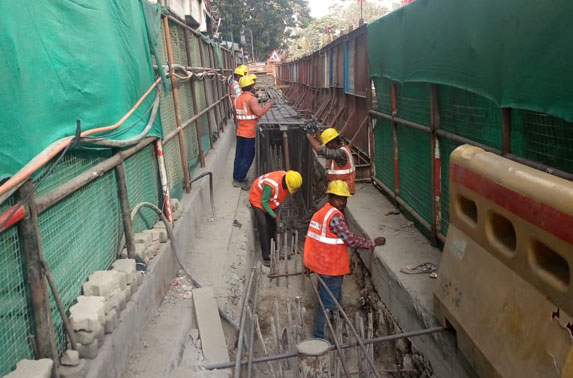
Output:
[
  {"xmin": 173, "ymin": 209, "xmax": 183, "ymax": 221},
  {"xmin": 59, "ymin": 359, "xmax": 88, "ymax": 378},
  {"xmin": 82, "ymin": 271, "xmax": 120, "ymax": 299},
  {"xmin": 70, "ymin": 301, "xmax": 104, "ymax": 332},
  {"xmin": 112, "ymin": 259, "xmax": 136, "ymax": 284},
  {"xmin": 4, "ymin": 359, "xmax": 53, "ymax": 378},
  {"xmin": 147, "ymin": 240, "xmax": 160, "ymax": 256},
  {"xmin": 75, "ymin": 296, "xmax": 105, "ymax": 325},
  {"xmin": 155, "ymin": 227, "xmax": 168, "ymax": 243},
  {"xmin": 60, "ymin": 349, "xmax": 80, "ymax": 366},
  {"xmin": 134, "ymin": 232, "xmax": 152, "ymax": 249},
  {"xmin": 128, "ymin": 281, "xmax": 138, "ymax": 297},
  {"xmin": 142, "ymin": 229, "xmax": 160, "ymax": 242},
  {"xmin": 114, "ymin": 270, "xmax": 128, "ymax": 291},
  {"xmin": 134, "ymin": 242, "xmax": 146, "ymax": 258},
  {"xmin": 105, "ymin": 309, "xmax": 118, "ymax": 334},
  {"xmin": 106, "ymin": 289, "xmax": 127, "ymax": 314},
  {"xmin": 74, "ymin": 321, "xmax": 103, "ymax": 344},
  {"xmin": 77, "ymin": 339, "xmax": 99, "ymax": 359},
  {"xmin": 154, "ymin": 220, "xmax": 166, "ymax": 229}
]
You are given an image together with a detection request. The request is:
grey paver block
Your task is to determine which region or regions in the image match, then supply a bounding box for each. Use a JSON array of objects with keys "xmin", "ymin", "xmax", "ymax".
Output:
[{"xmin": 4, "ymin": 359, "xmax": 53, "ymax": 378}]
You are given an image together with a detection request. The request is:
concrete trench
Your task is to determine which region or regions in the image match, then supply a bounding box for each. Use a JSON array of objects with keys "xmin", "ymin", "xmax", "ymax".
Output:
[{"xmin": 117, "ymin": 87, "xmax": 473, "ymax": 378}]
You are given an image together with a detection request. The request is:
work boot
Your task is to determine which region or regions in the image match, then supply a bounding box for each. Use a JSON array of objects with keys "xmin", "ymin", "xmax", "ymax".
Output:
[
  {"xmin": 232, "ymin": 180, "xmax": 242, "ymax": 188},
  {"xmin": 240, "ymin": 181, "xmax": 250, "ymax": 191},
  {"xmin": 262, "ymin": 258, "xmax": 271, "ymax": 267}
]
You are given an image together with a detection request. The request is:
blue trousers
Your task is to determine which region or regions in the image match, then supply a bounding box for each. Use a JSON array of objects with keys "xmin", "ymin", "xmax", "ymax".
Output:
[
  {"xmin": 314, "ymin": 274, "xmax": 344, "ymax": 339},
  {"xmin": 233, "ymin": 136, "xmax": 256, "ymax": 182}
]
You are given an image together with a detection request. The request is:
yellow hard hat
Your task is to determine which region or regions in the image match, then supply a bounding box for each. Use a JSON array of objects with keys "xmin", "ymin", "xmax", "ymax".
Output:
[
  {"xmin": 249, "ymin": 73, "xmax": 258, "ymax": 82},
  {"xmin": 234, "ymin": 65, "xmax": 248, "ymax": 76},
  {"xmin": 239, "ymin": 75, "xmax": 256, "ymax": 88},
  {"xmin": 285, "ymin": 171, "xmax": 303, "ymax": 194},
  {"xmin": 321, "ymin": 128, "xmax": 340, "ymax": 145},
  {"xmin": 325, "ymin": 180, "xmax": 351, "ymax": 197}
]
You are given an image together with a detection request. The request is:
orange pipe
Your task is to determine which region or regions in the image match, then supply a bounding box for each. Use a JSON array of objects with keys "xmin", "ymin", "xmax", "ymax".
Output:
[{"xmin": 0, "ymin": 77, "xmax": 162, "ymax": 200}]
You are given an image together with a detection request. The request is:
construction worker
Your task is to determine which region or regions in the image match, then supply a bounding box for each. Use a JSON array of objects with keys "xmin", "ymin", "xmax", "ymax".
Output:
[
  {"xmin": 250, "ymin": 170, "xmax": 303, "ymax": 266},
  {"xmin": 230, "ymin": 65, "xmax": 248, "ymax": 107},
  {"xmin": 304, "ymin": 125, "xmax": 356, "ymax": 194},
  {"xmin": 303, "ymin": 180, "xmax": 385, "ymax": 339},
  {"xmin": 232, "ymin": 75, "xmax": 275, "ymax": 189}
]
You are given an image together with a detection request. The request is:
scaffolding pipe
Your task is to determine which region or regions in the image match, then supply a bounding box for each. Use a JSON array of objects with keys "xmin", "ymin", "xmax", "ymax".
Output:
[{"xmin": 205, "ymin": 326, "xmax": 446, "ymax": 370}]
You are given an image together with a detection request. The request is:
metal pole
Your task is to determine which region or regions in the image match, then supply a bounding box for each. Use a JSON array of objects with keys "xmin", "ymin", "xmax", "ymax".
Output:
[
  {"xmin": 17, "ymin": 180, "xmax": 60, "ymax": 377},
  {"xmin": 183, "ymin": 28, "xmax": 206, "ymax": 167},
  {"xmin": 308, "ymin": 276, "xmax": 352, "ymax": 377},
  {"xmin": 154, "ymin": 140, "xmax": 173, "ymax": 224},
  {"xmin": 115, "ymin": 162, "xmax": 136, "ymax": 258},
  {"xmin": 314, "ymin": 274, "xmax": 383, "ymax": 378},
  {"xmin": 198, "ymin": 38, "xmax": 215, "ymax": 148},
  {"xmin": 163, "ymin": 16, "xmax": 192, "ymax": 193},
  {"xmin": 205, "ymin": 327, "xmax": 446, "ymax": 370},
  {"xmin": 234, "ymin": 266, "xmax": 257, "ymax": 378}
]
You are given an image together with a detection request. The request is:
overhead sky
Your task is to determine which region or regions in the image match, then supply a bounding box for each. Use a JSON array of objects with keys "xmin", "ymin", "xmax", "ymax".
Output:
[
  {"xmin": 308, "ymin": 0, "xmax": 395, "ymax": 19},
  {"xmin": 308, "ymin": 0, "xmax": 330, "ymax": 18}
]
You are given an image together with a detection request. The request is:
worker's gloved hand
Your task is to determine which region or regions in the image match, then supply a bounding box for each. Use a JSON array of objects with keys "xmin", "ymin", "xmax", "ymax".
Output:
[
  {"xmin": 277, "ymin": 222, "xmax": 286, "ymax": 234},
  {"xmin": 374, "ymin": 237, "xmax": 386, "ymax": 246}
]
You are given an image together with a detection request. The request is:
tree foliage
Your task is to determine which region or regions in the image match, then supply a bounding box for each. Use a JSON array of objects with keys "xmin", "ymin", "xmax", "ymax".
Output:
[
  {"xmin": 285, "ymin": 1, "xmax": 388, "ymax": 59},
  {"xmin": 213, "ymin": 0, "xmax": 311, "ymax": 61}
]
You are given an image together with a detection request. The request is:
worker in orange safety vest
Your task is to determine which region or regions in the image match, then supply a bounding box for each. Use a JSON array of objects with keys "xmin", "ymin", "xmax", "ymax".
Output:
[
  {"xmin": 232, "ymin": 75, "xmax": 275, "ymax": 190},
  {"xmin": 304, "ymin": 125, "xmax": 356, "ymax": 194},
  {"xmin": 304, "ymin": 180, "xmax": 386, "ymax": 338},
  {"xmin": 250, "ymin": 170, "xmax": 303, "ymax": 266},
  {"xmin": 229, "ymin": 65, "xmax": 248, "ymax": 106}
]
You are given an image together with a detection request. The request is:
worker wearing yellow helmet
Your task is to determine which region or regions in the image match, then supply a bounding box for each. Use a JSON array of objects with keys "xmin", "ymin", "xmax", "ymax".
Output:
[
  {"xmin": 232, "ymin": 74, "xmax": 275, "ymax": 189},
  {"xmin": 249, "ymin": 170, "xmax": 303, "ymax": 266},
  {"xmin": 230, "ymin": 64, "xmax": 248, "ymax": 106},
  {"xmin": 304, "ymin": 123, "xmax": 356, "ymax": 194},
  {"xmin": 304, "ymin": 180, "xmax": 386, "ymax": 338}
]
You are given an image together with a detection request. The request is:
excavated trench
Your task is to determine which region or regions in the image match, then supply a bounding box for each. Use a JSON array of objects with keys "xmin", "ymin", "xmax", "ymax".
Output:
[{"xmin": 223, "ymin": 97, "xmax": 434, "ymax": 378}]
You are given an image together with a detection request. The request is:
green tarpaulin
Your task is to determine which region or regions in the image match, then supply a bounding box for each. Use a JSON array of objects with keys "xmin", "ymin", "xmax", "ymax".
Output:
[
  {"xmin": 368, "ymin": 0, "xmax": 573, "ymax": 122},
  {"xmin": 0, "ymin": 0, "xmax": 163, "ymax": 180}
]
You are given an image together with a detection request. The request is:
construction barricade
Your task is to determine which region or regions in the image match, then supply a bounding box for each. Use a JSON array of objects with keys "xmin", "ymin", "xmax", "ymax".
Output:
[{"xmin": 434, "ymin": 145, "xmax": 573, "ymax": 378}]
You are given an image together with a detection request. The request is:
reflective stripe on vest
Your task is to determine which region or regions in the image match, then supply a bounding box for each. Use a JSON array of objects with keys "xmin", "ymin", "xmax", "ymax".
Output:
[
  {"xmin": 326, "ymin": 146, "xmax": 355, "ymax": 175},
  {"xmin": 257, "ymin": 176, "xmax": 280, "ymax": 207},
  {"xmin": 306, "ymin": 207, "xmax": 344, "ymax": 245},
  {"xmin": 234, "ymin": 96, "xmax": 258, "ymax": 120}
]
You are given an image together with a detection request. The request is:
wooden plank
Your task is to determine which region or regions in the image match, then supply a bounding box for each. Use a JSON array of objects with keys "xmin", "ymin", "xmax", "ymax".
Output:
[{"xmin": 193, "ymin": 287, "xmax": 230, "ymax": 364}]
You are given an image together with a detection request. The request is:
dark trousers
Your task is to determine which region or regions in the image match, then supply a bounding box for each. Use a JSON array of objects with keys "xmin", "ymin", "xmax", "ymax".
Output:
[
  {"xmin": 233, "ymin": 136, "xmax": 256, "ymax": 182},
  {"xmin": 252, "ymin": 206, "xmax": 276, "ymax": 260},
  {"xmin": 314, "ymin": 274, "xmax": 344, "ymax": 339}
]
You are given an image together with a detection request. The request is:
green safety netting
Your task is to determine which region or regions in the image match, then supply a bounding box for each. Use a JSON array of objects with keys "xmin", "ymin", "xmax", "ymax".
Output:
[
  {"xmin": 0, "ymin": 0, "xmax": 164, "ymax": 180},
  {"xmin": 368, "ymin": 0, "xmax": 573, "ymax": 122}
]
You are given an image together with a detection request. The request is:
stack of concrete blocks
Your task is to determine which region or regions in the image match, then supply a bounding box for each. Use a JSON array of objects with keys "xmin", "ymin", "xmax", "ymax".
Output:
[
  {"xmin": 2, "ymin": 359, "xmax": 53, "ymax": 378},
  {"xmin": 120, "ymin": 224, "xmax": 169, "ymax": 261},
  {"xmin": 66, "ymin": 260, "xmax": 139, "ymax": 361}
]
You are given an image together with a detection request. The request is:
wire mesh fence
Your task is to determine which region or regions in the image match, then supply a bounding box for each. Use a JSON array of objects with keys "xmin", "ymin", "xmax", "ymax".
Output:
[
  {"xmin": 0, "ymin": 197, "xmax": 35, "ymax": 376},
  {"xmin": 0, "ymin": 13, "xmax": 235, "ymax": 375}
]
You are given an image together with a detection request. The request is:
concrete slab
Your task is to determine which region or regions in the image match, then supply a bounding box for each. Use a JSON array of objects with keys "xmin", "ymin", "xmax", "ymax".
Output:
[
  {"xmin": 346, "ymin": 183, "xmax": 476, "ymax": 378},
  {"xmin": 192, "ymin": 287, "xmax": 230, "ymax": 365}
]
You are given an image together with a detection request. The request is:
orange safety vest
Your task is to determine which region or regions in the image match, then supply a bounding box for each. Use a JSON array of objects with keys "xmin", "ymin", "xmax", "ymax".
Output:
[
  {"xmin": 303, "ymin": 203, "xmax": 350, "ymax": 276},
  {"xmin": 327, "ymin": 145, "xmax": 356, "ymax": 194},
  {"xmin": 249, "ymin": 171, "xmax": 289, "ymax": 211},
  {"xmin": 234, "ymin": 91, "xmax": 258, "ymax": 138}
]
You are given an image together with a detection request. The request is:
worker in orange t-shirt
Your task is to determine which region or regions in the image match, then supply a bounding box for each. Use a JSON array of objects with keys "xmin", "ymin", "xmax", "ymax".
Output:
[{"xmin": 232, "ymin": 75, "xmax": 275, "ymax": 190}]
